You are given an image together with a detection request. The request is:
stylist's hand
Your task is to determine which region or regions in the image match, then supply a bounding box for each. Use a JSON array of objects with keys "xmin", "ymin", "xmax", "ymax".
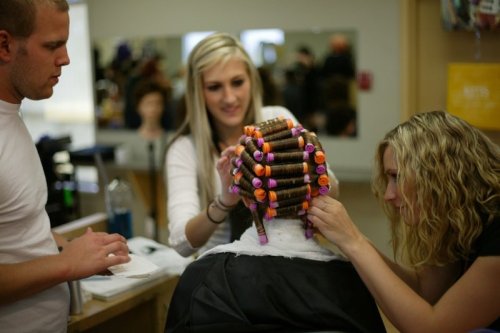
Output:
[
  {"xmin": 308, "ymin": 196, "xmax": 364, "ymax": 253},
  {"xmin": 216, "ymin": 146, "xmax": 241, "ymax": 206},
  {"xmin": 59, "ymin": 228, "xmax": 130, "ymax": 280}
]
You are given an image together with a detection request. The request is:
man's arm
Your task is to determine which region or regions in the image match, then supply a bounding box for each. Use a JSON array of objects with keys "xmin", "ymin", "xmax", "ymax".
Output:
[
  {"xmin": 0, "ymin": 228, "xmax": 129, "ymax": 306},
  {"xmin": 52, "ymin": 231, "xmax": 69, "ymax": 249}
]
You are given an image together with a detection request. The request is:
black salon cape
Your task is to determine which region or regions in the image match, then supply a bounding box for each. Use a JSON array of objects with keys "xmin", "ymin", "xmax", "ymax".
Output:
[{"xmin": 165, "ymin": 253, "xmax": 386, "ymax": 333}]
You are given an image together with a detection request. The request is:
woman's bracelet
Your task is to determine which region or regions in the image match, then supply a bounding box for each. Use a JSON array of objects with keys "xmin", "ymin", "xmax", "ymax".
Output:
[
  {"xmin": 206, "ymin": 202, "xmax": 226, "ymax": 224},
  {"xmin": 214, "ymin": 195, "xmax": 238, "ymax": 212}
]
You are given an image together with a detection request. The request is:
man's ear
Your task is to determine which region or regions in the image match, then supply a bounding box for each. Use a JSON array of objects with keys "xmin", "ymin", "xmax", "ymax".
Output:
[{"xmin": 0, "ymin": 31, "xmax": 13, "ymax": 62}]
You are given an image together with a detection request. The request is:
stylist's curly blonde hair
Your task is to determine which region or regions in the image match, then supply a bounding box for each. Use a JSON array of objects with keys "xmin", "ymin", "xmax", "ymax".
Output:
[{"xmin": 372, "ymin": 110, "xmax": 500, "ymax": 267}]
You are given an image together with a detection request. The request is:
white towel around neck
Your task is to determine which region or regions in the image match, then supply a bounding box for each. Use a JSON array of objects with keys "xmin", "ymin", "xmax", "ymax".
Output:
[{"xmin": 199, "ymin": 218, "xmax": 346, "ymax": 262}]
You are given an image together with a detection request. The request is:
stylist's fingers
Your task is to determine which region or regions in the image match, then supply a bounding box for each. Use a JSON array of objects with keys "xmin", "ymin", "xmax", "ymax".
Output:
[
  {"xmin": 308, "ymin": 196, "xmax": 335, "ymax": 223},
  {"xmin": 218, "ymin": 146, "xmax": 237, "ymax": 171},
  {"xmin": 221, "ymin": 145, "xmax": 236, "ymax": 158},
  {"xmin": 104, "ymin": 241, "xmax": 130, "ymax": 259},
  {"xmin": 308, "ymin": 196, "xmax": 349, "ymax": 242},
  {"xmin": 84, "ymin": 227, "xmax": 128, "ymax": 244}
]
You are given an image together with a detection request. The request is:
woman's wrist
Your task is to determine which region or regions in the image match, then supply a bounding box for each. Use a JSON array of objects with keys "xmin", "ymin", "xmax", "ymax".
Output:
[
  {"xmin": 339, "ymin": 235, "xmax": 370, "ymax": 259},
  {"xmin": 215, "ymin": 195, "xmax": 238, "ymax": 211},
  {"xmin": 206, "ymin": 200, "xmax": 228, "ymax": 224}
]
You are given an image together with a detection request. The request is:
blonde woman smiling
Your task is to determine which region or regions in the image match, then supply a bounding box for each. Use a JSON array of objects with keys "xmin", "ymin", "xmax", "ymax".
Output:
[{"xmin": 165, "ymin": 33, "xmax": 339, "ymax": 257}]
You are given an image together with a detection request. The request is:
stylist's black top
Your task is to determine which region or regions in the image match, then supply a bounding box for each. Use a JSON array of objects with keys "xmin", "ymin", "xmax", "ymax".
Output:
[
  {"xmin": 464, "ymin": 214, "xmax": 500, "ymax": 330},
  {"xmin": 165, "ymin": 254, "xmax": 386, "ymax": 333}
]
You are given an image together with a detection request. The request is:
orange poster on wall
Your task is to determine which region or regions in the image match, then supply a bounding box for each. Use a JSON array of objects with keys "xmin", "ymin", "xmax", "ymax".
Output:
[{"xmin": 447, "ymin": 63, "xmax": 500, "ymax": 130}]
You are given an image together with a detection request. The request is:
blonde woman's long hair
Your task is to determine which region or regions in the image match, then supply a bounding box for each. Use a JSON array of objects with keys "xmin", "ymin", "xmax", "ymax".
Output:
[
  {"xmin": 165, "ymin": 32, "xmax": 264, "ymax": 208},
  {"xmin": 372, "ymin": 110, "xmax": 500, "ymax": 267}
]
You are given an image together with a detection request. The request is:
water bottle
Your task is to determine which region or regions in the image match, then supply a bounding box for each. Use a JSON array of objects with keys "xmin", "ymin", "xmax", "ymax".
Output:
[{"xmin": 107, "ymin": 177, "xmax": 133, "ymax": 239}]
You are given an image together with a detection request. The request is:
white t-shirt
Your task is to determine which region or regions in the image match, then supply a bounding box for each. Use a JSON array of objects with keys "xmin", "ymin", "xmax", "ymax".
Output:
[
  {"xmin": 0, "ymin": 100, "xmax": 70, "ymax": 333},
  {"xmin": 166, "ymin": 106, "xmax": 298, "ymax": 257}
]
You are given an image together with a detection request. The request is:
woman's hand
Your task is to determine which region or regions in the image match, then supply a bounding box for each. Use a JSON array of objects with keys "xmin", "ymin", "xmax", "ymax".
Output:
[
  {"xmin": 216, "ymin": 146, "xmax": 241, "ymax": 206},
  {"xmin": 59, "ymin": 228, "xmax": 130, "ymax": 280},
  {"xmin": 307, "ymin": 195, "xmax": 365, "ymax": 254}
]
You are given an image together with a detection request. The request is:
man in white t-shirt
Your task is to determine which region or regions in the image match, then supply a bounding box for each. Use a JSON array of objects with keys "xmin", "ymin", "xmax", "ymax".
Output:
[{"xmin": 0, "ymin": 1, "xmax": 130, "ymax": 332}]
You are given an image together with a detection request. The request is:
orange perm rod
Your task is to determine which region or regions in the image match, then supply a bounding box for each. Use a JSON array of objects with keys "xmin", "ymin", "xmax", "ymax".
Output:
[
  {"xmin": 268, "ymin": 184, "xmax": 311, "ymax": 202},
  {"xmin": 269, "ymin": 195, "xmax": 311, "ymax": 209},
  {"xmin": 233, "ymin": 171, "xmax": 243, "ymax": 184},
  {"xmin": 237, "ymin": 163, "xmax": 263, "ymax": 188},
  {"xmin": 237, "ymin": 176, "xmax": 267, "ymax": 202},
  {"xmin": 265, "ymin": 201, "xmax": 309, "ymax": 220},
  {"xmin": 256, "ymin": 126, "xmax": 303, "ymax": 147},
  {"xmin": 265, "ymin": 150, "xmax": 310, "ymax": 163},
  {"xmin": 253, "ymin": 118, "xmax": 294, "ymax": 138},
  {"xmin": 254, "ymin": 188, "xmax": 267, "ymax": 202},
  {"xmin": 317, "ymin": 174, "xmax": 330, "ymax": 187},
  {"xmin": 267, "ymin": 174, "xmax": 311, "ymax": 189},
  {"xmin": 235, "ymin": 144, "xmax": 245, "ymax": 156},
  {"xmin": 264, "ymin": 162, "xmax": 308, "ymax": 177},
  {"xmin": 265, "ymin": 207, "xmax": 277, "ymax": 220},
  {"xmin": 239, "ymin": 149, "xmax": 265, "ymax": 177},
  {"xmin": 313, "ymin": 151, "xmax": 326, "ymax": 164},
  {"xmin": 262, "ymin": 135, "xmax": 305, "ymax": 154},
  {"xmin": 246, "ymin": 116, "xmax": 285, "ymax": 137},
  {"xmin": 244, "ymin": 125, "xmax": 256, "ymax": 137}
]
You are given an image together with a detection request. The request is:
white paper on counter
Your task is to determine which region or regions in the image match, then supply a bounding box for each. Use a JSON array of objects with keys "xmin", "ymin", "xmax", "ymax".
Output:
[{"xmin": 108, "ymin": 253, "xmax": 159, "ymax": 278}]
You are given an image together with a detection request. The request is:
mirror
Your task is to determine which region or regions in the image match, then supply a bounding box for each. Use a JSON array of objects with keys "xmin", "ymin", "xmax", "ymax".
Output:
[{"xmin": 92, "ymin": 29, "xmax": 358, "ymax": 138}]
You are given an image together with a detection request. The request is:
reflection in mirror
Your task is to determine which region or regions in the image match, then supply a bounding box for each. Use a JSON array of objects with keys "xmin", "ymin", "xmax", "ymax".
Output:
[{"xmin": 93, "ymin": 30, "xmax": 358, "ymax": 138}]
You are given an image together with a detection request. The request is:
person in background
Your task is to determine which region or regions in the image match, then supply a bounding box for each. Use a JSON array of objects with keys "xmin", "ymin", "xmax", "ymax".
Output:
[
  {"xmin": 321, "ymin": 33, "xmax": 355, "ymax": 80},
  {"xmin": 294, "ymin": 46, "xmax": 322, "ymax": 130},
  {"xmin": 281, "ymin": 68, "xmax": 304, "ymax": 123},
  {"xmin": 309, "ymin": 110, "xmax": 500, "ymax": 332},
  {"xmin": 257, "ymin": 66, "xmax": 282, "ymax": 106},
  {"xmin": 164, "ymin": 32, "xmax": 339, "ymax": 258},
  {"xmin": 0, "ymin": 1, "xmax": 130, "ymax": 332},
  {"xmin": 165, "ymin": 119, "xmax": 384, "ymax": 333}
]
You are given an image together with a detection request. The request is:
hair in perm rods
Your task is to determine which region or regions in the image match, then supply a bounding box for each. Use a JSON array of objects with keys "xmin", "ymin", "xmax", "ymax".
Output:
[
  {"xmin": 230, "ymin": 116, "xmax": 332, "ymax": 244},
  {"xmin": 0, "ymin": 0, "xmax": 69, "ymax": 38}
]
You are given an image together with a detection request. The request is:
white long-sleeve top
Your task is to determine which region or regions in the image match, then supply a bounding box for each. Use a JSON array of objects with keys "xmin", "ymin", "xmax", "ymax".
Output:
[{"xmin": 166, "ymin": 106, "xmax": 298, "ymax": 257}]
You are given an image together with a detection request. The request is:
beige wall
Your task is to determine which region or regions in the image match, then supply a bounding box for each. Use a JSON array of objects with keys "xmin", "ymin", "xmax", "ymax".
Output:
[{"xmin": 402, "ymin": 0, "xmax": 500, "ymax": 143}]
